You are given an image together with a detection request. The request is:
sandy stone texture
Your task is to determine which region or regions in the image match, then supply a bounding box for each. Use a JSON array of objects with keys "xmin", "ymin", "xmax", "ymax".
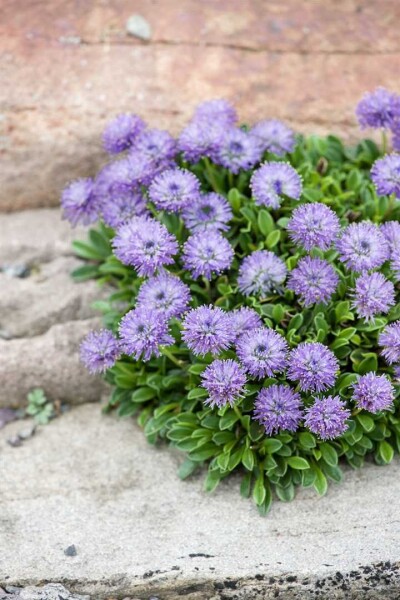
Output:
[{"xmin": 1, "ymin": 0, "xmax": 399, "ymax": 210}]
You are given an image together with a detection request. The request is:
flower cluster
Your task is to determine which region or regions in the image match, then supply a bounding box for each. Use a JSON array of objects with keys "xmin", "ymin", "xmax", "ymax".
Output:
[{"xmin": 66, "ymin": 94, "xmax": 400, "ymax": 510}]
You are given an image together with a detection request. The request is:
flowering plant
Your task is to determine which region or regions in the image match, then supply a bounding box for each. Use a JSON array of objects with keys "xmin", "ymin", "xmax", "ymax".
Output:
[{"xmin": 63, "ymin": 91, "xmax": 400, "ymax": 514}]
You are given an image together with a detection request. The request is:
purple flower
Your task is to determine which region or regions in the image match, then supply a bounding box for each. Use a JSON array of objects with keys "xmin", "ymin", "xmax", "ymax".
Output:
[
  {"xmin": 287, "ymin": 203, "xmax": 340, "ymax": 251},
  {"xmin": 352, "ymin": 373, "xmax": 394, "ymax": 413},
  {"xmin": 136, "ymin": 272, "xmax": 191, "ymax": 319},
  {"xmin": 371, "ymin": 154, "xmax": 400, "ymax": 199},
  {"xmin": 287, "ymin": 257, "xmax": 338, "ymax": 307},
  {"xmin": 101, "ymin": 189, "xmax": 148, "ymax": 229},
  {"xmin": 148, "ymin": 168, "xmax": 201, "ymax": 212},
  {"xmin": 201, "ymin": 359, "xmax": 247, "ymax": 408},
  {"xmin": 394, "ymin": 365, "xmax": 400, "ymax": 382},
  {"xmin": 61, "ymin": 178, "xmax": 99, "ymax": 226},
  {"xmin": 250, "ymin": 162, "xmax": 302, "ymax": 209},
  {"xmin": 230, "ymin": 307, "xmax": 263, "ymax": 342},
  {"xmin": 178, "ymin": 120, "xmax": 225, "ymax": 163},
  {"xmin": 237, "ymin": 250, "xmax": 287, "ymax": 297},
  {"xmin": 336, "ymin": 221, "xmax": 389, "ymax": 273},
  {"xmin": 351, "ymin": 272, "xmax": 395, "ymax": 322},
  {"xmin": 391, "ymin": 119, "xmax": 400, "ymax": 152},
  {"xmin": 236, "ymin": 327, "xmax": 288, "ymax": 379},
  {"xmin": 379, "ymin": 321, "xmax": 400, "ymax": 364},
  {"xmin": 304, "ymin": 396, "xmax": 350, "ymax": 440},
  {"xmin": 216, "ymin": 128, "xmax": 262, "ymax": 174},
  {"xmin": 391, "ymin": 254, "xmax": 400, "ymax": 281},
  {"xmin": 253, "ymin": 384, "xmax": 303, "ymax": 435},
  {"xmin": 102, "ymin": 113, "xmax": 146, "ymax": 154},
  {"xmin": 181, "ymin": 192, "xmax": 233, "ymax": 233},
  {"xmin": 182, "ymin": 231, "xmax": 234, "ymax": 280},
  {"xmin": 356, "ymin": 88, "xmax": 400, "ymax": 129},
  {"xmin": 95, "ymin": 155, "xmax": 153, "ymax": 196},
  {"xmin": 193, "ymin": 99, "xmax": 237, "ymax": 126},
  {"xmin": 132, "ymin": 128, "xmax": 176, "ymax": 169},
  {"xmin": 119, "ymin": 307, "xmax": 173, "ymax": 361},
  {"xmin": 381, "ymin": 221, "xmax": 400, "ymax": 258},
  {"xmin": 80, "ymin": 329, "xmax": 121, "ymax": 374},
  {"xmin": 250, "ymin": 119, "xmax": 296, "ymax": 156},
  {"xmin": 287, "ymin": 342, "xmax": 338, "ymax": 393},
  {"xmin": 113, "ymin": 216, "xmax": 178, "ymax": 275},
  {"xmin": 182, "ymin": 305, "xmax": 232, "ymax": 357}
]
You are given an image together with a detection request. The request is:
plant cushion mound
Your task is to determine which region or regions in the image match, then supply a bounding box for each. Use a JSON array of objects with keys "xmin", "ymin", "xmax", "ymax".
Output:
[{"xmin": 62, "ymin": 92, "xmax": 400, "ymax": 514}]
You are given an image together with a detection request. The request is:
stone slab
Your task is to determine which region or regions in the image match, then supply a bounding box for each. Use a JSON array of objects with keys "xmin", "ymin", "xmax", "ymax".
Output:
[
  {"xmin": 1, "ymin": 404, "xmax": 399, "ymax": 599},
  {"xmin": 1, "ymin": 1, "xmax": 399, "ymax": 211},
  {"xmin": 0, "ymin": 320, "xmax": 106, "ymax": 408}
]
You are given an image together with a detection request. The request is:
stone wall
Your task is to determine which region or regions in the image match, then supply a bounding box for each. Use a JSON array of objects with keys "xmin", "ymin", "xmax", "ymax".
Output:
[{"xmin": 1, "ymin": 0, "xmax": 399, "ymax": 211}]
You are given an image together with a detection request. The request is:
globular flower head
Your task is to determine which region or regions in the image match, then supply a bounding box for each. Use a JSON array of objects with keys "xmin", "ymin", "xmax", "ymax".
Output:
[
  {"xmin": 237, "ymin": 250, "xmax": 287, "ymax": 297},
  {"xmin": 287, "ymin": 342, "xmax": 338, "ymax": 393},
  {"xmin": 351, "ymin": 272, "xmax": 395, "ymax": 321},
  {"xmin": 336, "ymin": 221, "xmax": 389, "ymax": 273},
  {"xmin": 148, "ymin": 168, "xmax": 201, "ymax": 212},
  {"xmin": 250, "ymin": 119, "xmax": 296, "ymax": 156},
  {"xmin": 236, "ymin": 327, "xmax": 288, "ymax": 379},
  {"xmin": 287, "ymin": 256, "xmax": 339, "ymax": 307},
  {"xmin": 182, "ymin": 231, "xmax": 234, "ymax": 280},
  {"xmin": 391, "ymin": 254, "xmax": 400, "ymax": 282},
  {"xmin": 201, "ymin": 359, "xmax": 247, "ymax": 408},
  {"xmin": 80, "ymin": 329, "xmax": 121, "ymax": 374},
  {"xmin": 287, "ymin": 203, "xmax": 340, "ymax": 251},
  {"xmin": 101, "ymin": 189, "xmax": 148, "ymax": 229},
  {"xmin": 102, "ymin": 113, "xmax": 146, "ymax": 154},
  {"xmin": 193, "ymin": 99, "xmax": 237, "ymax": 126},
  {"xmin": 304, "ymin": 396, "xmax": 350, "ymax": 440},
  {"xmin": 250, "ymin": 162, "xmax": 302, "ymax": 209},
  {"xmin": 112, "ymin": 216, "xmax": 178, "ymax": 275},
  {"xmin": 132, "ymin": 128, "xmax": 176, "ymax": 166},
  {"xmin": 216, "ymin": 128, "xmax": 262, "ymax": 174},
  {"xmin": 182, "ymin": 305, "xmax": 232, "ymax": 357},
  {"xmin": 136, "ymin": 271, "xmax": 191, "ymax": 319},
  {"xmin": 352, "ymin": 373, "xmax": 394, "ymax": 413},
  {"xmin": 95, "ymin": 155, "xmax": 153, "ymax": 197},
  {"xmin": 394, "ymin": 365, "xmax": 400, "ymax": 382},
  {"xmin": 381, "ymin": 220, "xmax": 400, "ymax": 258},
  {"xmin": 181, "ymin": 192, "xmax": 233, "ymax": 233},
  {"xmin": 379, "ymin": 320, "xmax": 400, "ymax": 364},
  {"xmin": 253, "ymin": 384, "xmax": 303, "ymax": 435},
  {"xmin": 356, "ymin": 87, "xmax": 400, "ymax": 129},
  {"xmin": 371, "ymin": 154, "xmax": 400, "ymax": 199},
  {"xmin": 178, "ymin": 120, "xmax": 225, "ymax": 163},
  {"xmin": 119, "ymin": 307, "xmax": 173, "ymax": 361},
  {"xmin": 230, "ymin": 307, "xmax": 263, "ymax": 342},
  {"xmin": 61, "ymin": 178, "xmax": 99, "ymax": 227}
]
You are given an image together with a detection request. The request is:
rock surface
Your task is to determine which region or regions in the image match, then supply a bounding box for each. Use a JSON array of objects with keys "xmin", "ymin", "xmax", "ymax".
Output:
[
  {"xmin": 0, "ymin": 208, "xmax": 106, "ymax": 407},
  {"xmin": 1, "ymin": 0, "xmax": 400, "ymax": 210},
  {"xmin": 1, "ymin": 404, "xmax": 399, "ymax": 599},
  {"xmin": 0, "ymin": 584, "xmax": 89, "ymax": 599}
]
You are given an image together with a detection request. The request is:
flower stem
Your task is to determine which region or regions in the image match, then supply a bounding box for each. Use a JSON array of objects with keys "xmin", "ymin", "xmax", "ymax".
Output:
[
  {"xmin": 161, "ymin": 347, "xmax": 185, "ymax": 368},
  {"xmin": 204, "ymin": 158, "xmax": 222, "ymax": 193},
  {"xmin": 381, "ymin": 130, "xmax": 388, "ymax": 155}
]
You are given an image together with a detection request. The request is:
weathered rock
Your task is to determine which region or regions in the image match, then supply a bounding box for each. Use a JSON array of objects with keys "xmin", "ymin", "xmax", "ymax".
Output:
[
  {"xmin": 0, "ymin": 319, "xmax": 107, "ymax": 408},
  {"xmin": 1, "ymin": 404, "xmax": 399, "ymax": 599},
  {"xmin": 0, "ymin": 256, "xmax": 106, "ymax": 338},
  {"xmin": 1, "ymin": 1, "xmax": 399, "ymax": 210},
  {"xmin": 18, "ymin": 584, "xmax": 89, "ymax": 600},
  {"xmin": 0, "ymin": 209, "xmax": 86, "ymax": 264}
]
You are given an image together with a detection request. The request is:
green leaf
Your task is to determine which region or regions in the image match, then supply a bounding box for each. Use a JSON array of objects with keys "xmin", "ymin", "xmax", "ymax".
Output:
[
  {"xmin": 275, "ymin": 482, "xmax": 295, "ymax": 502},
  {"xmin": 187, "ymin": 387, "xmax": 208, "ymax": 400},
  {"xmin": 204, "ymin": 469, "xmax": 222, "ymax": 493},
  {"xmin": 257, "ymin": 210, "xmax": 275, "ymax": 236},
  {"xmin": 298, "ymin": 432, "xmax": 316, "ymax": 449},
  {"xmin": 356, "ymin": 353, "xmax": 378, "ymax": 374},
  {"xmin": 313, "ymin": 467, "xmax": 328, "ymax": 496},
  {"xmin": 71, "ymin": 264, "xmax": 100, "ymax": 281},
  {"xmin": 252, "ymin": 472, "xmax": 266, "ymax": 506},
  {"xmin": 72, "ymin": 240, "xmax": 105, "ymax": 261},
  {"xmin": 266, "ymin": 230, "xmax": 281, "ymax": 249},
  {"xmin": 242, "ymin": 448, "xmax": 255, "ymax": 471},
  {"xmin": 286, "ymin": 456, "xmax": 310, "ymax": 470},
  {"xmin": 219, "ymin": 410, "xmax": 239, "ymax": 430},
  {"xmin": 319, "ymin": 443, "xmax": 338, "ymax": 467},
  {"xmin": 131, "ymin": 387, "xmax": 156, "ymax": 403},
  {"xmin": 357, "ymin": 413, "xmax": 375, "ymax": 433},
  {"xmin": 189, "ymin": 444, "xmax": 219, "ymax": 462},
  {"xmin": 262, "ymin": 439, "xmax": 283, "ymax": 453},
  {"xmin": 178, "ymin": 459, "xmax": 198, "ymax": 480},
  {"xmin": 378, "ymin": 440, "xmax": 394, "ymax": 464},
  {"xmin": 288, "ymin": 313, "xmax": 303, "ymax": 331},
  {"xmin": 240, "ymin": 472, "xmax": 252, "ymax": 498}
]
